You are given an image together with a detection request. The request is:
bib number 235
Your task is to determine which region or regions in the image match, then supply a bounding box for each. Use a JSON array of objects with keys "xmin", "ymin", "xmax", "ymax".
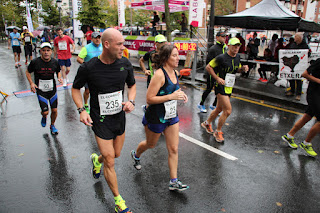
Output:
[{"xmin": 98, "ymin": 91, "xmax": 123, "ymax": 115}]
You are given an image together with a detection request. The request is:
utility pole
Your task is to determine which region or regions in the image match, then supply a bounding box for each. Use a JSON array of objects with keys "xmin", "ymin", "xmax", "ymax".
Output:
[
  {"xmin": 207, "ymin": 0, "xmax": 215, "ymax": 50},
  {"xmin": 164, "ymin": 0, "xmax": 171, "ymax": 41}
]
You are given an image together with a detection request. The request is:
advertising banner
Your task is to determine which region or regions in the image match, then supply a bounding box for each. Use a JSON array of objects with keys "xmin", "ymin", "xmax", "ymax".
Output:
[
  {"xmin": 278, "ymin": 49, "xmax": 308, "ymax": 80},
  {"xmin": 26, "ymin": 0, "xmax": 34, "ymax": 32},
  {"xmin": 73, "ymin": 0, "xmax": 84, "ymax": 38},
  {"xmin": 118, "ymin": 0, "xmax": 125, "ymax": 27},
  {"xmin": 188, "ymin": 0, "xmax": 204, "ymax": 27}
]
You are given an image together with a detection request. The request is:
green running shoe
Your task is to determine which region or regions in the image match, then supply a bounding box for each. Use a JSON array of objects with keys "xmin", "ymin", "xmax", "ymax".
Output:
[
  {"xmin": 90, "ymin": 153, "xmax": 102, "ymax": 179},
  {"xmin": 299, "ymin": 143, "xmax": 318, "ymax": 157},
  {"xmin": 115, "ymin": 199, "xmax": 132, "ymax": 213},
  {"xmin": 281, "ymin": 134, "xmax": 298, "ymax": 149}
]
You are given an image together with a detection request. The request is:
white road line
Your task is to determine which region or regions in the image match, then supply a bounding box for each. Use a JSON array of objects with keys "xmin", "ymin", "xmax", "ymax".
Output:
[{"xmin": 179, "ymin": 132, "xmax": 238, "ymax": 161}]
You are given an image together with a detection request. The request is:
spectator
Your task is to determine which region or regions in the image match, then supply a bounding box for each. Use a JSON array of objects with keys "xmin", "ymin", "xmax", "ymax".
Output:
[
  {"xmin": 261, "ymin": 36, "xmax": 267, "ymax": 47},
  {"xmin": 85, "ymin": 26, "xmax": 93, "ymax": 44},
  {"xmin": 285, "ymin": 37, "xmax": 295, "ymax": 49},
  {"xmin": 268, "ymin": 34, "xmax": 278, "ymax": 56},
  {"xmin": 177, "ymin": 13, "xmax": 188, "ymax": 32},
  {"xmin": 236, "ymin": 33, "xmax": 245, "ymax": 53},
  {"xmin": 274, "ymin": 38, "xmax": 285, "ymax": 62},
  {"xmin": 248, "ymin": 32, "xmax": 260, "ymax": 59},
  {"xmin": 257, "ymin": 48, "xmax": 273, "ymax": 82},
  {"xmin": 161, "ymin": 13, "xmax": 165, "ymax": 23},
  {"xmin": 151, "ymin": 11, "xmax": 160, "ymax": 36}
]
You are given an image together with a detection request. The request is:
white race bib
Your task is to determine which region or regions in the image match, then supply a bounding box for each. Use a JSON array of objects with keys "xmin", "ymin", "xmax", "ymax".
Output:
[
  {"xmin": 98, "ymin": 91, "xmax": 123, "ymax": 115},
  {"xmin": 164, "ymin": 100, "xmax": 177, "ymax": 120},
  {"xmin": 12, "ymin": 40, "xmax": 19, "ymax": 46},
  {"xmin": 225, "ymin": 73, "xmax": 236, "ymax": 87},
  {"xmin": 58, "ymin": 41, "xmax": 67, "ymax": 50},
  {"xmin": 38, "ymin": 79, "xmax": 54, "ymax": 92},
  {"xmin": 25, "ymin": 37, "xmax": 31, "ymax": 42}
]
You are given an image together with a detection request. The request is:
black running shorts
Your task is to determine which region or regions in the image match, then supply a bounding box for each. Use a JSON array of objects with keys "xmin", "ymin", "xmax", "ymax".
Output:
[
  {"xmin": 12, "ymin": 46, "xmax": 21, "ymax": 54},
  {"xmin": 305, "ymin": 95, "xmax": 320, "ymax": 121},
  {"xmin": 36, "ymin": 89, "xmax": 58, "ymax": 112}
]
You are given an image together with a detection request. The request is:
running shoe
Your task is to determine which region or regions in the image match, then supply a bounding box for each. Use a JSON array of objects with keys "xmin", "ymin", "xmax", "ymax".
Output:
[
  {"xmin": 15, "ymin": 64, "xmax": 18, "ymax": 68},
  {"xmin": 50, "ymin": 125, "xmax": 58, "ymax": 135},
  {"xmin": 90, "ymin": 153, "xmax": 102, "ymax": 179},
  {"xmin": 63, "ymin": 79, "xmax": 67, "ymax": 87},
  {"xmin": 18, "ymin": 63, "xmax": 21, "ymax": 67},
  {"xmin": 84, "ymin": 104, "xmax": 90, "ymax": 114},
  {"xmin": 261, "ymin": 79, "xmax": 268, "ymax": 82},
  {"xmin": 131, "ymin": 150, "xmax": 141, "ymax": 170},
  {"xmin": 209, "ymin": 105, "xmax": 216, "ymax": 110},
  {"xmin": 281, "ymin": 134, "xmax": 298, "ymax": 149},
  {"xmin": 169, "ymin": 179, "xmax": 189, "ymax": 191},
  {"xmin": 141, "ymin": 105, "xmax": 147, "ymax": 113},
  {"xmin": 201, "ymin": 122, "xmax": 213, "ymax": 134},
  {"xmin": 258, "ymin": 77, "xmax": 263, "ymax": 81},
  {"xmin": 213, "ymin": 130, "xmax": 224, "ymax": 143},
  {"xmin": 41, "ymin": 116, "xmax": 47, "ymax": 127},
  {"xmin": 197, "ymin": 104, "xmax": 207, "ymax": 113},
  {"xmin": 299, "ymin": 143, "xmax": 318, "ymax": 157},
  {"xmin": 115, "ymin": 199, "xmax": 132, "ymax": 213},
  {"xmin": 25, "ymin": 61, "xmax": 28, "ymax": 65}
]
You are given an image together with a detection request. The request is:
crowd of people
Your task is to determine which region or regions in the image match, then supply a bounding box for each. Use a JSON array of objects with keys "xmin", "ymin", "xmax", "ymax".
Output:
[{"xmin": 4, "ymin": 23, "xmax": 319, "ymax": 212}]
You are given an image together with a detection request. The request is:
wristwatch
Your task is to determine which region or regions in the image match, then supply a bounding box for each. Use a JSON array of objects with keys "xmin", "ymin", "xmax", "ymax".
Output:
[
  {"xmin": 129, "ymin": 100, "xmax": 135, "ymax": 106},
  {"xmin": 77, "ymin": 107, "xmax": 86, "ymax": 114}
]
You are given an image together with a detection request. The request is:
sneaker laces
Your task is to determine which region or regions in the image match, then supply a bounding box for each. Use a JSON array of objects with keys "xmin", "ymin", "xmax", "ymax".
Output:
[
  {"xmin": 116, "ymin": 199, "xmax": 128, "ymax": 211},
  {"xmin": 207, "ymin": 124, "xmax": 213, "ymax": 132}
]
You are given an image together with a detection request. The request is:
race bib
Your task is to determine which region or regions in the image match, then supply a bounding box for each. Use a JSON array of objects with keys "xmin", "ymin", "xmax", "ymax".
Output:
[
  {"xmin": 25, "ymin": 37, "xmax": 31, "ymax": 42},
  {"xmin": 12, "ymin": 40, "xmax": 19, "ymax": 46},
  {"xmin": 98, "ymin": 91, "xmax": 123, "ymax": 115},
  {"xmin": 38, "ymin": 79, "xmax": 54, "ymax": 92},
  {"xmin": 225, "ymin": 73, "xmax": 236, "ymax": 87},
  {"xmin": 164, "ymin": 100, "xmax": 177, "ymax": 120},
  {"xmin": 58, "ymin": 41, "xmax": 67, "ymax": 50}
]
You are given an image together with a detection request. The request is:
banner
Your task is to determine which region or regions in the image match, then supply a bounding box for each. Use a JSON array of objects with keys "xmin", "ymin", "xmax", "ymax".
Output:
[
  {"xmin": 188, "ymin": 0, "xmax": 204, "ymax": 27},
  {"xmin": 26, "ymin": 0, "xmax": 34, "ymax": 32},
  {"xmin": 73, "ymin": 0, "xmax": 84, "ymax": 38},
  {"xmin": 118, "ymin": 0, "xmax": 125, "ymax": 27},
  {"xmin": 278, "ymin": 49, "xmax": 308, "ymax": 80},
  {"xmin": 37, "ymin": 0, "xmax": 44, "ymax": 26}
]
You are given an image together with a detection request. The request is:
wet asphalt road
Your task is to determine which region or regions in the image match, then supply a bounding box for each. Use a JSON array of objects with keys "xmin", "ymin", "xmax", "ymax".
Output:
[{"xmin": 0, "ymin": 43, "xmax": 320, "ymax": 213}]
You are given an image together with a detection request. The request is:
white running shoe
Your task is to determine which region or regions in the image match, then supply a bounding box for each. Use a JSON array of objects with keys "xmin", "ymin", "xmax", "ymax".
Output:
[{"xmin": 63, "ymin": 79, "xmax": 67, "ymax": 87}]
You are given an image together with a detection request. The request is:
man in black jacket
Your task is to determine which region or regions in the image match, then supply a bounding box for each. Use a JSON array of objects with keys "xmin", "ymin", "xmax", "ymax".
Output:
[
  {"xmin": 198, "ymin": 31, "xmax": 227, "ymax": 113},
  {"xmin": 286, "ymin": 32, "xmax": 310, "ymax": 101}
]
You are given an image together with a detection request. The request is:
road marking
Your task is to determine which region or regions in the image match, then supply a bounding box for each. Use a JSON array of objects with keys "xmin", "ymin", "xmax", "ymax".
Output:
[
  {"xmin": 231, "ymin": 95, "xmax": 303, "ymax": 115},
  {"xmin": 179, "ymin": 132, "xmax": 238, "ymax": 161}
]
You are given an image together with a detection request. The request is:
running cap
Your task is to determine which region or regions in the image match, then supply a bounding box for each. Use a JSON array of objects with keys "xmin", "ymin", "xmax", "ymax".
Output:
[
  {"xmin": 23, "ymin": 26, "xmax": 28, "ymax": 30},
  {"xmin": 92, "ymin": 31, "xmax": 101, "ymax": 38},
  {"xmin": 228, "ymin": 37, "xmax": 241, "ymax": 46},
  {"xmin": 216, "ymin": 31, "xmax": 226, "ymax": 37},
  {"xmin": 155, "ymin": 34, "xmax": 167, "ymax": 43},
  {"xmin": 40, "ymin": 42, "xmax": 52, "ymax": 49}
]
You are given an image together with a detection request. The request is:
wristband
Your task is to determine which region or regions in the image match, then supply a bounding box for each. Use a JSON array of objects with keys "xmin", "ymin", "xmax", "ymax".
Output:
[
  {"xmin": 129, "ymin": 100, "xmax": 135, "ymax": 106},
  {"xmin": 77, "ymin": 107, "xmax": 86, "ymax": 114}
]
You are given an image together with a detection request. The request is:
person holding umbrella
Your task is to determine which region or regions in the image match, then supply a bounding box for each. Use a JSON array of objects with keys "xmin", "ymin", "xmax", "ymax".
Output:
[{"xmin": 8, "ymin": 27, "xmax": 22, "ymax": 68}]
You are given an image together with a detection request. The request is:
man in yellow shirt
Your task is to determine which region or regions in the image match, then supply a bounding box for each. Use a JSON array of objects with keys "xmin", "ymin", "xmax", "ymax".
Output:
[{"xmin": 21, "ymin": 26, "xmax": 34, "ymax": 65}]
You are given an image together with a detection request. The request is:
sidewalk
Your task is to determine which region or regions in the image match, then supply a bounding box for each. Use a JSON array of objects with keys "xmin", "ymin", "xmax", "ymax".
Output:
[{"xmin": 73, "ymin": 47, "xmax": 307, "ymax": 111}]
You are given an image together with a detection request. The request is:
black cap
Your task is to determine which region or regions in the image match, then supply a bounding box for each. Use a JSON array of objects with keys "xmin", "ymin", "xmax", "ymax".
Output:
[{"xmin": 216, "ymin": 31, "xmax": 226, "ymax": 37}]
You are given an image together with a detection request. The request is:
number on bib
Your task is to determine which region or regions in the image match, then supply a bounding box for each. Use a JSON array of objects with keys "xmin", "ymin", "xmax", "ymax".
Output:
[
  {"xmin": 98, "ymin": 91, "xmax": 123, "ymax": 115},
  {"xmin": 164, "ymin": 100, "xmax": 177, "ymax": 120},
  {"xmin": 38, "ymin": 79, "xmax": 54, "ymax": 92},
  {"xmin": 225, "ymin": 73, "xmax": 236, "ymax": 87}
]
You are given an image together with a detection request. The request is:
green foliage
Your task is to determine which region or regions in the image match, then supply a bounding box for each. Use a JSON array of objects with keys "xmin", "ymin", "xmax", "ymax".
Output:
[
  {"xmin": 215, "ymin": 0, "xmax": 235, "ymax": 15},
  {"xmin": 127, "ymin": 9, "xmax": 153, "ymax": 27},
  {"xmin": 77, "ymin": 0, "xmax": 107, "ymax": 28},
  {"xmin": 39, "ymin": 0, "xmax": 60, "ymax": 26}
]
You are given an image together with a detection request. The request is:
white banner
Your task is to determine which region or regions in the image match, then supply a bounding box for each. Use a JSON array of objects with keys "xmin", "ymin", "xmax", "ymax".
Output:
[
  {"xmin": 278, "ymin": 49, "xmax": 308, "ymax": 80},
  {"xmin": 188, "ymin": 0, "xmax": 204, "ymax": 27},
  {"xmin": 37, "ymin": 0, "xmax": 44, "ymax": 26},
  {"xmin": 118, "ymin": 0, "xmax": 125, "ymax": 28},
  {"xmin": 26, "ymin": 0, "xmax": 34, "ymax": 32},
  {"xmin": 73, "ymin": 0, "xmax": 84, "ymax": 38}
]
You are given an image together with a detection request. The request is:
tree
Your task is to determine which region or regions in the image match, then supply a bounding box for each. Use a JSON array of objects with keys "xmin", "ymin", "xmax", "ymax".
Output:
[
  {"xmin": 77, "ymin": 0, "xmax": 107, "ymax": 28},
  {"xmin": 39, "ymin": 0, "xmax": 60, "ymax": 26},
  {"xmin": 215, "ymin": 0, "xmax": 235, "ymax": 15}
]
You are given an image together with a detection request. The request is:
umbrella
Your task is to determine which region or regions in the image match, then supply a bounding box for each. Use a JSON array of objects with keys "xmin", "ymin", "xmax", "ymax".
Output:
[
  {"xmin": 6, "ymin": 26, "xmax": 21, "ymax": 31},
  {"xmin": 81, "ymin": 25, "xmax": 94, "ymax": 34},
  {"xmin": 228, "ymin": 29, "xmax": 239, "ymax": 34},
  {"xmin": 32, "ymin": 30, "xmax": 43, "ymax": 37},
  {"xmin": 36, "ymin": 26, "xmax": 51, "ymax": 31}
]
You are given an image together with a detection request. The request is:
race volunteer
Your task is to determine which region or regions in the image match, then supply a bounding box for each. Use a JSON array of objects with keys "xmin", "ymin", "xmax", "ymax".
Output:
[
  {"xmin": 72, "ymin": 28, "xmax": 136, "ymax": 213},
  {"xmin": 21, "ymin": 26, "xmax": 34, "ymax": 65},
  {"xmin": 281, "ymin": 58, "xmax": 320, "ymax": 157},
  {"xmin": 8, "ymin": 27, "xmax": 22, "ymax": 68},
  {"xmin": 198, "ymin": 31, "xmax": 227, "ymax": 113},
  {"xmin": 25, "ymin": 42, "xmax": 62, "ymax": 135},
  {"xmin": 201, "ymin": 38, "xmax": 249, "ymax": 143},
  {"xmin": 76, "ymin": 31, "xmax": 102, "ymax": 114},
  {"xmin": 54, "ymin": 27, "xmax": 75, "ymax": 87}
]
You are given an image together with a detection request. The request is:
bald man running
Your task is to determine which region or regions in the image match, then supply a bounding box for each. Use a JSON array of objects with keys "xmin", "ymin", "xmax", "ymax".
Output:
[{"xmin": 72, "ymin": 28, "xmax": 136, "ymax": 213}]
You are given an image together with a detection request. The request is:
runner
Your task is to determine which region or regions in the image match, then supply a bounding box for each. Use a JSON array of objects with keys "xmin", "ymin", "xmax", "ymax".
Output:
[
  {"xmin": 25, "ymin": 42, "xmax": 62, "ymax": 135},
  {"xmin": 8, "ymin": 27, "xmax": 22, "ymax": 68},
  {"xmin": 72, "ymin": 28, "xmax": 135, "ymax": 213},
  {"xmin": 54, "ymin": 27, "xmax": 75, "ymax": 87},
  {"xmin": 281, "ymin": 58, "xmax": 320, "ymax": 157},
  {"xmin": 21, "ymin": 26, "xmax": 34, "ymax": 65},
  {"xmin": 198, "ymin": 31, "xmax": 227, "ymax": 113},
  {"xmin": 200, "ymin": 38, "xmax": 248, "ymax": 143},
  {"xmin": 139, "ymin": 34, "xmax": 167, "ymax": 87},
  {"xmin": 76, "ymin": 31, "xmax": 102, "ymax": 114},
  {"xmin": 131, "ymin": 44, "xmax": 189, "ymax": 191}
]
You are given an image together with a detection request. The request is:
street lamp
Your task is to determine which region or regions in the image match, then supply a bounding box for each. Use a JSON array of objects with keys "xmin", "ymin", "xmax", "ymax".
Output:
[{"xmin": 56, "ymin": 0, "xmax": 62, "ymax": 27}]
